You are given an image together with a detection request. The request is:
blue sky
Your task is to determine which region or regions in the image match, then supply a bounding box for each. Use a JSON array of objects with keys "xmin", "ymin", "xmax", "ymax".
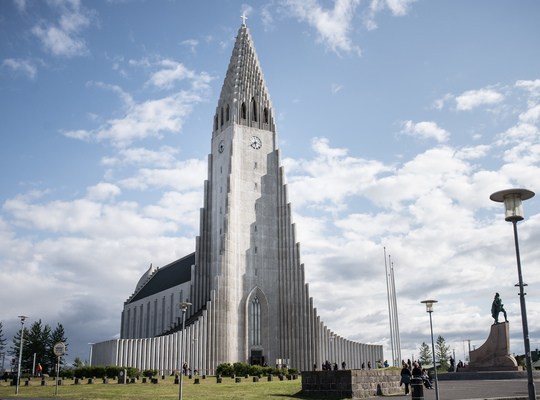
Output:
[{"xmin": 1, "ymin": 0, "xmax": 540, "ymax": 367}]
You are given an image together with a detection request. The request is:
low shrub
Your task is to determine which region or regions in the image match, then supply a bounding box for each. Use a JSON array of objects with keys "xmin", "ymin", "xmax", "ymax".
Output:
[{"xmin": 142, "ymin": 369, "xmax": 158, "ymax": 378}]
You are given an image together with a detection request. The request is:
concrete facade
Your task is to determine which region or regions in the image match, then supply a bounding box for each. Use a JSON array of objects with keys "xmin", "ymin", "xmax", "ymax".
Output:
[{"xmin": 91, "ymin": 22, "xmax": 383, "ymax": 375}]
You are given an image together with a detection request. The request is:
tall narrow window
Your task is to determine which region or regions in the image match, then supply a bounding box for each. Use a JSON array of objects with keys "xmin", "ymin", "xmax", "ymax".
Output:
[
  {"xmin": 220, "ymin": 107, "xmax": 224, "ymax": 126},
  {"xmin": 161, "ymin": 297, "xmax": 166, "ymax": 333},
  {"xmin": 264, "ymin": 108, "xmax": 269, "ymax": 123},
  {"xmin": 146, "ymin": 302, "xmax": 150, "ymax": 337},
  {"xmin": 132, "ymin": 307, "xmax": 137, "ymax": 338},
  {"xmin": 251, "ymin": 98, "xmax": 257, "ymax": 122},
  {"xmin": 126, "ymin": 309, "xmax": 131, "ymax": 338},
  {"xmin": 250, "ymin": 297, "xmax": 261, "ymax": 346},
  {"xmin": 241, "ymin": 102, "xmax": 246, "ymax": 119},
  {"xmin": 153, "ymin": 300, "xmax": 158, "ymax": 336},
  {"xmin": 139, "ymin": 304, "xmax": 144, "ymax": 337},
  {"xmin": 226, "ymin": 104, "xmax": 230, "ymax": 121},
  {"xmin": 170, "ymin": 293, "xmax": 174, "ymax": 327},
  {"xmin": 214, "ymin": 115, "xmax": 218, "ymax": 131}
]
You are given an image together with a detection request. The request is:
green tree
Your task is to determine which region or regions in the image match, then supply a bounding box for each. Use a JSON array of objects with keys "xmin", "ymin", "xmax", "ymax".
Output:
[
  {"xmin": 435, "ymin": 335, "xmax": 451, "ymax": 369},
  {"xmin": 418, "ymin": 341, "xmax": 432, "ymax": 365},
  {"xmin": 9, "ymin": 326, "xmax": 30, "ymax": 374},
  {"xmin": 0, "ymin": 321, "xmax": 6, "ymax": 352},
  {"xmin": 47, "ymin": 323, "xmax": 68, "ymax": 370},
  {"xmin": 9, "ymin": 320, "xmax": 69, "ymax": 375},
  {"xmin": 73, "ymin": 357, "xmax": 83, "ymax": 369},
  {"xmin": 25, "ymin": 320, "xmax": 51, "ymax": 373}
]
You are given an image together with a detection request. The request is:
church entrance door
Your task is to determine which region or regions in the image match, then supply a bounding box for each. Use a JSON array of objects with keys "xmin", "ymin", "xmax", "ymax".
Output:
[{"xmin": 250, "ymin": 349, "xmax": 264, "ymax": 366}]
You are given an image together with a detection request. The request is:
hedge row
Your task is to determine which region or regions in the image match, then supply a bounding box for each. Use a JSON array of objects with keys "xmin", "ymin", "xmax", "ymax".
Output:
[
  {"xmin": 59, "ymin": 366, "xmax": 142, "ymax": 379},
  {"xmin": 216, "ymin": 362, "xmax": 298, "ymax": 377}
]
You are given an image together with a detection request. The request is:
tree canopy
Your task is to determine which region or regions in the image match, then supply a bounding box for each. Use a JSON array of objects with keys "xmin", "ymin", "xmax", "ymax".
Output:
[{"xmin": 9, "ymin": 320, "xmax": 68, "ymax": 375}]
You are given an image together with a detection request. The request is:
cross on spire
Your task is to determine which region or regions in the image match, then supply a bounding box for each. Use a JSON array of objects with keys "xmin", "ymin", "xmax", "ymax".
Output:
[{"xmin": 240, "ymin": 13, "xmax": 248, "ymax": 25}]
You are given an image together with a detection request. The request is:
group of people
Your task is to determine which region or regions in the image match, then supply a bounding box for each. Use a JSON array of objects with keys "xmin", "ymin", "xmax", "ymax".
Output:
[
  {"xmin": 400, "ymin": 359, "xmax": 434, "ymax": 395},
  {"xmin": 318, "ymin": 360, "xmax": 376, "ymax": 371},
  {"xmin": 320, "ymin": 360, "xmax": 348, "ymax": 370}
]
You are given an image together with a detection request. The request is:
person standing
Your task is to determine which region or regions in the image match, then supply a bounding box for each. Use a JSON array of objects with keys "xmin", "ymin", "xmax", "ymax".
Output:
[{"xmin": 400, "ymin": 363, "xmax": 412, "ymax": 395}]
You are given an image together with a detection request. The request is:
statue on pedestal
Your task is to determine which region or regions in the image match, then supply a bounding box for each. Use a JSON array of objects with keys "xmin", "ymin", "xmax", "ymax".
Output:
[
  {"xmin": 491, "ymin": 292, "xmax": 508, "ymax": 324},
  {"xmin": 467, "ymin": 292, "xmax": 517, "ymax": 371}
]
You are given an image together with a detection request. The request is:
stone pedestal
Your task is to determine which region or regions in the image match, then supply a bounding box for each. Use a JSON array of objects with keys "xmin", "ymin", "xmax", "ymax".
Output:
[{"xmin": 468, "ymin": 322, "xmax": 519, "ymax": 371}]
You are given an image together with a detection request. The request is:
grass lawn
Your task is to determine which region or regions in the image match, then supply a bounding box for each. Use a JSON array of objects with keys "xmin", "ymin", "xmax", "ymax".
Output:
[{"xmin": 0, "ymin": 375, "xmax": 333, "ymax": 400}]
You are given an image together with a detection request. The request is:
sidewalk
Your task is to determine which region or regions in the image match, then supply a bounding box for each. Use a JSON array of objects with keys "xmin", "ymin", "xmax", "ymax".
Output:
[{"xmin": 387, "ymin": 378, "xmax": 537, "ymax": 399}]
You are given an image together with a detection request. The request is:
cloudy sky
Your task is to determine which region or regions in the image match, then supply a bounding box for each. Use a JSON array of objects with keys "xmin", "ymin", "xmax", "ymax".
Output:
[{"xmin": 1, "ymin": 0, "xmax": 539, "ymax": 366}]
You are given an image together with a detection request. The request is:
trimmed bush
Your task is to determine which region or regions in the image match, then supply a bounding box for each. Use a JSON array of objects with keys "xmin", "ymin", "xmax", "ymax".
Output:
[
  {"xmin": 142, "ymin": 369, "xmax": 158, "ymax": 378},
  {"xmin": 215, "ymin": 362, "xmax": 295, "ymax": 378}
]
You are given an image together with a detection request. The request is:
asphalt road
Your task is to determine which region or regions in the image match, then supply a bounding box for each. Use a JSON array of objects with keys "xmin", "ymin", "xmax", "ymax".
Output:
[{"xmin": 389, "ymin": 378, "xmax": 537, "ymax": 399}]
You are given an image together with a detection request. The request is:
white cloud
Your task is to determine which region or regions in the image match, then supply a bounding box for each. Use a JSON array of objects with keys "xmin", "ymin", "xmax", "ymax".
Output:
[
  {"xmin": 519, "ymin": 104, "xmax": 540, "ymax": 124},
  {"xmin": 260, "ymin": 3, "xmax": 275, "ymax": 31},
  {"xmin": 283, "ymin": 0, "xmax": 362, "ymax": 56},
  {"xmin": 181, "ymin": 39, "xmax": 199, "ymax": 53},
  {"xmin": 31, "ymin": 0, "xmax": 93, "ymax": 57},
  {"xmin": 65, "ymin": 88, "xmax": 208, "ymax": 148},
  {"xmin": 331, "ymin": 83, "xmax": 343, "ymax": 94},
  {"xmin": 86, "ymin": 182, "xmax": 121, "ymax": 201},
  {"xmin": 363, "ymin": 0, "xmax": 415, "ymax": 30},
  {"xmin": 65, "ymin": 61, "xmax": 214, "ymax": 147},
  {"xmin": 401, "ymin": 120, "xmax": 450, "ymax": 142},
  {"xmin": 147, "ymin": 60, "xmax": 206, "ymax": 90},
  {"xmin": 14, "ymin": 0, "xmax": 27, "ymax": 12},
  {"xmin": 455, "ymin": 88, "xmax": 504, "ymax": 111},
  {"xmin": 285, "ymin": 137, "xmax": 390, "ymax": 210},
  {"xmin": 515, "ymin": 79, "xmax": 540, "ymax": 98},
  {"xmin": 118, "ymin": 158, "xmax": 207, "ymax": 192},
  {"xmin": 101, "ymin": 146, "xmax": 179, "ymax": 168},
  {"xmin": 3, "ymin": 196, "xmax": 176, "ymax": 238},
  {"xmin": 2, "ymin": 58, "xmax": 37, "ymax": 79}
]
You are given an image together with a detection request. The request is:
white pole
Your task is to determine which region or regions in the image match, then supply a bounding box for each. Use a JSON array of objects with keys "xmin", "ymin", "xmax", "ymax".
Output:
[{"xmin": 16, "ymin": 315, "xmax": 28, "ymax": 395}]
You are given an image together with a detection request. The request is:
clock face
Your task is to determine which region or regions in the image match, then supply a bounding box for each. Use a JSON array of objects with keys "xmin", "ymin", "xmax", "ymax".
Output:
[
  {"xmin": 250, "ymin": 136, "xmax": 262, "ymax": 150},
  {"xmin": 218, "ymin": 140, "xmax": 225, "ymax": 153}
]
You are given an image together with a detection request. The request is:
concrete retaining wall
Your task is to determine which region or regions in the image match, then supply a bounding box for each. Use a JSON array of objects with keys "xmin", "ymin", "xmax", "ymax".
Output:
[{"xmin": 301, "ymin": 369, "xmax": 401, "ymax": 399}]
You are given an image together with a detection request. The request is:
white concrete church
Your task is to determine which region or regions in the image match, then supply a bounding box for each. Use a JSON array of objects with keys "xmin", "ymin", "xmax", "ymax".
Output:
[{"xmin": 91, "ymin": 21, "xmax": 383, "ymax": 374}]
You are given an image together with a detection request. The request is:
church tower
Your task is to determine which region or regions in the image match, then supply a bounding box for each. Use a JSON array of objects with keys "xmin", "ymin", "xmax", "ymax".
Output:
[
  {"xmin": 92, "ymin": 21, "xmax": 383, "ymax": 374},
  {"xmin": 192, "ymin": 20, "xmax": 297, "ymax": 367}
]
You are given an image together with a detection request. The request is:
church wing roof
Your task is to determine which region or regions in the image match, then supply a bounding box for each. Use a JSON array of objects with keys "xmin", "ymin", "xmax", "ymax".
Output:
[{"xmin": 126, "ymin": 252, "xmax": 195, "ymax": 304}]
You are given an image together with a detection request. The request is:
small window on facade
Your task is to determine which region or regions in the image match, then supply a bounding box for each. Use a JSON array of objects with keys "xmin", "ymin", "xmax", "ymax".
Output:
[
  {"xmin": 254, "ymin": 161, "xmax": 257, "ymax": 169},
  {"xmin": 214, "ymin": 115, "xmax": 218, "ymax": 131},
  {"xmin": 226, "ymin": 104, "xmax": 230, "ymax": 121},
  {"xmin": 251, "ymin": 98, "xmax": 257, "ymax": 122},
  {"xmin": 264, "ymin": 108, "xmax": 269, "ymax": 123},
  {"xmin": 241, "ymin": 102, "xmax": 246, "ymax": 119},
  {"xmin": 220, "ymin": 107, "xmax": 224, "ymax": 126},
  {"xmin": 254, "ymin": 182, "xmax": 258, "ymax": 190}
]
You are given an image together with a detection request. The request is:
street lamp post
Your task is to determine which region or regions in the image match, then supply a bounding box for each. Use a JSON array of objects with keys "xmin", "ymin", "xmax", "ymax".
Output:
[
  {"xmin": 16, "ymin": 315, "xmax": 28, "ymax": 395},
  {"xmin": 178, "ymin": 301, "xmax": 192, "ymax": 400},
  {"xmin": 421, "ymin": 300, "xmax": 439, "ymax": 400},
  {"xmin": 490, "ymin": 188, "xmax": 536, "ymax": 400}
]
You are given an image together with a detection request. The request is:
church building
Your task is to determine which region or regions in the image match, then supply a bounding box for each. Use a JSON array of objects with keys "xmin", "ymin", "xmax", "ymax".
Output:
[{"xmin": 91, "ymin": 21, "xmax": 383, "ymax": 374}]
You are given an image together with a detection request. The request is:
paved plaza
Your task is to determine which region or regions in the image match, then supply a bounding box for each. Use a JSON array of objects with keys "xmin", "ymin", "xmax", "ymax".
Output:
[{"xmin": 388, "ymin": 378, "xmax": 538, "ymax": 400}]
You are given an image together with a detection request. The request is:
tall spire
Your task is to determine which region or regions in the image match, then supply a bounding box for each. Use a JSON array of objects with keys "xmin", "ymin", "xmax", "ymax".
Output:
[{"xmin": 213, "ymin": 23, "xmax": 275, "ymax": 135}]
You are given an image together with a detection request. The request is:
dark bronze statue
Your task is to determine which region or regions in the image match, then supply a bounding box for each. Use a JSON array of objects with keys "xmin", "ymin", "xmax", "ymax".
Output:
[{"xmin": 491, "ymin": 292, "xmax": 508, "ymax": 324}]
